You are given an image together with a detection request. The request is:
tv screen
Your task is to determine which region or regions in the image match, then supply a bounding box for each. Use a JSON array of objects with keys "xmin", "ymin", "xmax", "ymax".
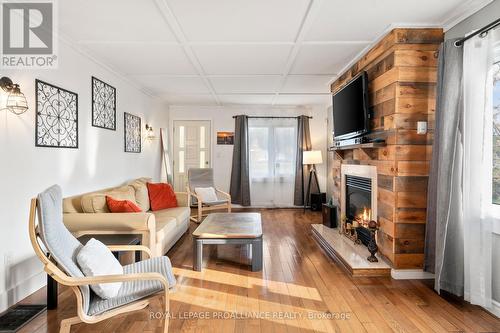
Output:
[{"xmin": 332, "ymin": 72, "xmax": 369, "ymax": 140}]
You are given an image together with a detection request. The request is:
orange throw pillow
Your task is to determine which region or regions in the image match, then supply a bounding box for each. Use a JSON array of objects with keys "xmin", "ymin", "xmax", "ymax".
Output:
[
  {"xmin": 146, "ymin": 182, "xmax": 178, "ymax": 211},
  {"xmin": 106, "ymin": 196, "xmax": 142, "ymax": 213}
]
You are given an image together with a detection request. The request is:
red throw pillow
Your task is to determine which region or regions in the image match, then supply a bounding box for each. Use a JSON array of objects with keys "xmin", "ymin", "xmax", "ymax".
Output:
[
  {"xmin": 146, "ymin": 182, "xmax": 178, "ymax": 211},
  {"xmin": 106, "ymin": 196, "xmax": 142, "ymax": 213}
]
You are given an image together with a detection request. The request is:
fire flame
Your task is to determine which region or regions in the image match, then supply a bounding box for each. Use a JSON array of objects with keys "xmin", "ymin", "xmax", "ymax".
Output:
[{"xmin": 357, "ymin": 207, "xmax": 371, "ymax": 223}]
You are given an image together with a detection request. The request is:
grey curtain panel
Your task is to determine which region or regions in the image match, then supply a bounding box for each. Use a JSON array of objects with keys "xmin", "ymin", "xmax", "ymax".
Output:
[
  {"xmin": 230, "ymin": 115, "xmax": 251, "ymax": 206},
  {"xmin": 424, "ymin": 39, "xmax": 465, "ymax": 296},
  {"xmin": 294, "ymin": 115, "xmax": 314, "ymax": 206}
]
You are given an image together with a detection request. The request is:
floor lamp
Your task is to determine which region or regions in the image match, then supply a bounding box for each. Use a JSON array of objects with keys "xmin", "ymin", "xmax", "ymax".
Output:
[{"xmin": 303, "ymin": 150, "xmax": 323, "ymax": 211}]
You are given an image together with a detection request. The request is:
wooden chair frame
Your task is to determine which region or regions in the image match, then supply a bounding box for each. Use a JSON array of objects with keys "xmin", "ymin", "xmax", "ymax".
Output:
[
  {"xmin": 186, "ymin": 188, "xmax": 231, "ymax": 223},
  {"xmin": 28, "ymin": 199, "xmax": 170, "ymax": 333}
]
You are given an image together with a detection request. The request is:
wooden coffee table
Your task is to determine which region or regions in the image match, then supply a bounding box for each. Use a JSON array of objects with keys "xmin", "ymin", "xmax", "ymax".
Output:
[{"xmin": 192, "ymin": 213, "xmax": 263, "ymax": 271}]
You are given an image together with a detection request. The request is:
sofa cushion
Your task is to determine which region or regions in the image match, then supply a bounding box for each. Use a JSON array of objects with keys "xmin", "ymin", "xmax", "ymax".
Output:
[
  {"xmin": 127, "ymin": 177, "xmax": 151, "ymax": 212},
  {"xmin": 155, "ymin": 216, "xmax": 178, "ymax": 245},
  {"xmin": 63, "ymin": 196, "xmax": 82, "ymax": 213},
  {"xmin": 153, "ymin": 207, "xmax": 190, "ymax": 226},
  {"xmin": 147, "ymin": 183, "xmax": 177, "ymax": 211},
  {"xmin": 106, "ymin": 196, "xmax": 142, "ymax": 213},
  {"xmin": 81, "ymin": 186, "xmax": 136, "ymax": 213}
]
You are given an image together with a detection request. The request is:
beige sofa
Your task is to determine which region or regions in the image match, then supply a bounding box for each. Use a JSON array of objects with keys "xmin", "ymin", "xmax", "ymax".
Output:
[{"xmin": 62, "ymin": 178, "xmax": 190, "ymax": 257}]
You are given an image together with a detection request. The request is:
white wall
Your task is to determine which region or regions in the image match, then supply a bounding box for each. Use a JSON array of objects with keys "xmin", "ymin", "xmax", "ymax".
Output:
[
  {"xmin": 168, "ymin": 105, "xmax": 329, "ymax": 201},
  {"xmin": 0, "ymin": 41, "xmax": 168, "ymax": 312}
]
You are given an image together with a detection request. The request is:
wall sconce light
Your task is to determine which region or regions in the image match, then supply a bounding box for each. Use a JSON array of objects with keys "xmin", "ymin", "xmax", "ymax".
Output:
[
  {"xmin": 0, "ymin": 77, "xmax": 28, "ymax": 115},
  {"xmin": 145, "ymin": 124, "xmax": 156, "ymax": 140}
]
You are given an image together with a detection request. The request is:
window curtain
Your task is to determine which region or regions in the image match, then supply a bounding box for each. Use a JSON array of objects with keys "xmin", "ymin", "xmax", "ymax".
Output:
[
  {"xmin": 426, "ymin": 31, "xmax": 499, "ymax": 313},
  {"xmin": 461, "ymin": 31, "xmax": 498, "ymax": 309},
  {"xmin": 230, "ymin": 115, "xmax": 251, "ymax": 206},
  {"xmin": 294, "ymin": 115, "xmax": 314, "ymax": 206},
  {"xmin": 424, "ymin": 39, "xmax": 464, "ymax": 296}
]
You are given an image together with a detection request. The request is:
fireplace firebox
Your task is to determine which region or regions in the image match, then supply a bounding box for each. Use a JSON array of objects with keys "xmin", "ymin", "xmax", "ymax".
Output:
[{"xmin": 345, "ymin": 175, "xmax": 372, "ymax": 246}]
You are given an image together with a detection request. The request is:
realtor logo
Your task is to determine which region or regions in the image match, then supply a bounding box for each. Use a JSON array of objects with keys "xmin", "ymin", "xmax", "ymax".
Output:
[{"xmin": 1, "ymin": 1, "xmax": 57, "ymax": 68}]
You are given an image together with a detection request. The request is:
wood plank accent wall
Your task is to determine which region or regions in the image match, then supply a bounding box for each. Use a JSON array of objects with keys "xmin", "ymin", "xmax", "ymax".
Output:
[{"xmin": 330, "ymin": 28, "xmax": 443, "ymax": 269}]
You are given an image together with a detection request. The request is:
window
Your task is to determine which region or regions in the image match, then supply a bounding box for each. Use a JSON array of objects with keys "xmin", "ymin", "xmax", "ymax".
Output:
[
  {"xmin": 249, "ymin": 127, "xmax": 270, "ymax": 179},
  {"xmin": 248, "ymin": 118, "xmax": 297, "ymax": 207},
  {"xmin": 493, "ymin": 62, "xmax": 500, "ymax": 204},
  {"xmin": 274, "ymin": 127, "xmax": 296, "ymax": 177},
  {"xmin": 248, "ymin": 123, "xmax": 296, "ymax": 180}
]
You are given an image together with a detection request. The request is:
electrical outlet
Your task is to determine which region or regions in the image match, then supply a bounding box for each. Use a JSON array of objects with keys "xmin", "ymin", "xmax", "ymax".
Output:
[{"xmin": 417, "ymin": 121, "xmax": 428, "ymax": 135}]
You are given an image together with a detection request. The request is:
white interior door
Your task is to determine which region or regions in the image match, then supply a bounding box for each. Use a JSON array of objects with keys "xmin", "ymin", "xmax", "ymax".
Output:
[
  {"xmin": 173, "ymin": 120, "xmax": 211, "ymax": 191},
  {"xmin": 248, "ymin": 118, "xmax": 297, "ymax": 207}
]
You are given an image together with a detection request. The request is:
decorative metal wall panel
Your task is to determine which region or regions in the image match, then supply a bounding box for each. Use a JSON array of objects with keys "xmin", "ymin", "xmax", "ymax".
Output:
[
  {"xmin": 92, "ymin": 76, "xmax": 116, "ymax": 130},
  {"xmin": 124, "ymin": 112, "xmax": 141, "ymax": 153},
  {"xmin": 35, "ymin": 80, "xmax": 78, "ymax": 148}
]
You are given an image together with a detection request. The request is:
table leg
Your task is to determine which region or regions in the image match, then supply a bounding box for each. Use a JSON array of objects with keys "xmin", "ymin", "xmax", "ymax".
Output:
[
  {"xmin": 193, "ymin": 239, "xmax": 203, "ymax": 271},
  {"xmin": 135, "ymin": 249, "xmax": 141, "ymax": 263},
  {"xmin": 135, "ymin": 239, "xmax": 141, "ymax": 263},
  {"xmin": 251, "ymin": 237, "xmax": 263, "ymax": 272},
  {"xmin": 47, "ymin": 274, "xmax": 58, "ymax": 309}
]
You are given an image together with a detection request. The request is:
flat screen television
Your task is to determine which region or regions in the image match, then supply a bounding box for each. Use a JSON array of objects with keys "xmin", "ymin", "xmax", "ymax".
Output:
[{"xmin": 332, "ymin": 72, "xmax": 369, "ymax": 141}]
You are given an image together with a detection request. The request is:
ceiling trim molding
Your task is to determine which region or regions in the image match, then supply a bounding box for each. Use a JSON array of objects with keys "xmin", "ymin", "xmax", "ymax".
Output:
[
  {"xmin": 154, "ymin": 0, "xmax": 221, "ymax": 105},
  {"xmin": 206, "ymin": 74, "xmax": 284, "ymax": 78},
  {"xmin": 58, "ymin": 33, "xmax": 157, "ymax": 98},
  {"xmin": 326, "ymin": 0, "xmax": 494, "ymax": 89},
  {"xmin": 441, "ymin": 0, "xmax": 494, "ymax": 32},
  {"xmin": 126, "ymin": 73, "xmax": 337, "ymax": 79},
  {"xmin": 57, "ymin": 0, "xmax": 493, "ymax": 107},
  {"xmin": 164, "ymin": 92, "xmax": 331, "ymax": 96},
  {"xmin": 272, "ymin": 0, "xmax": 325, "ymax": 105},
  {"xmin": 170, "ymin": 104, "xmax": 311, "ymax": 110},
  {"xmin": 302, "ymin": 40, "xmax": 373, "ymax": 45},
  {"xmin": 78, "ymin": 40, "xmax": 378, "ymax": 47},
  {"xmin": 78, "ymin": 41, "xmax": 179, "ymax": 46},
  {"xmin": 186, "ymin": 41, "xmax": 295, "ymax": 46}
]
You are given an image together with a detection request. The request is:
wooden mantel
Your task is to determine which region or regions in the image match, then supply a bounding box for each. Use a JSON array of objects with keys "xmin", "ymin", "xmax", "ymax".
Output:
[{"xmin": 330, "ymin": 28, "xmax": 443, "ymax": 269}]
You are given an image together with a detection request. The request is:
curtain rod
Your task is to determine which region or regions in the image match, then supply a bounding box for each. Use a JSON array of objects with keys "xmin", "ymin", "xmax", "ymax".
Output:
[
  {"xmin": 232, "ymin": 116, "xmax": 312, "ymax": 119},
  {"xmin": 454, "ymin": 17, "xmax": 500, "ymax": 47}
]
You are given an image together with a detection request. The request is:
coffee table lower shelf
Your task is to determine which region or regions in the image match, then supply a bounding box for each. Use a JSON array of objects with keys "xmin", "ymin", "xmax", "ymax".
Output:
[{"xmin": 193, "ymin": 237, "xmax": 263, "ymax": 272}]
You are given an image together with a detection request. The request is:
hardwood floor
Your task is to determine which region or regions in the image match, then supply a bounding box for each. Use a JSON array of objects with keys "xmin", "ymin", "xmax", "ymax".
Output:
[{"xmin": 19, "ymin": 209, "xmax": 500, "ymax": 332}]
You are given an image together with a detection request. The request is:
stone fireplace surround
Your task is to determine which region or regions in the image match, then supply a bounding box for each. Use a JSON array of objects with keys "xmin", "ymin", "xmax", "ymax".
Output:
[
  {"xmin": 312, "ymin": 161, "xmax": 434, "ymax": 279},
  {"xmin": 317, "ymin": 27, "xmax": 442, "ymax": 277},
  {"xmin": 311, "ymin": 164, "xmax": 392, "ymax": 277}
]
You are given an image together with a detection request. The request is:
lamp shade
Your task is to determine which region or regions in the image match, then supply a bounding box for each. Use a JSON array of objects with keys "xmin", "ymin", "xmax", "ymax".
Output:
[
  {"xmin": 303, "ymin": 150, "xmax": 323, "ymax": 165},
  {"xmin": 6, "ymin": 85, "xmax": 28, "ymax": 115}
]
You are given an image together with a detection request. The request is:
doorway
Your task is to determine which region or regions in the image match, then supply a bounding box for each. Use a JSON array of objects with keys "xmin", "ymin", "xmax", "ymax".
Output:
[{"xmin": 173, "ymin": 120, "xmax": 211, "ymax": 191}]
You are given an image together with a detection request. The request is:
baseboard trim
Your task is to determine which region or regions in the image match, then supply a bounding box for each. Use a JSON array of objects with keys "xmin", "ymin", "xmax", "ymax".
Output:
[
  {"xmin": 491, "ymin": 300, "xmax": 500, "ymax": 318},
  {"xmin": 391, "ymin": 269, "xmax": 435, "ymax": 280},
  {"xmin": 0, "ymin": 271, "xmax": 46, "ymax": 313}
]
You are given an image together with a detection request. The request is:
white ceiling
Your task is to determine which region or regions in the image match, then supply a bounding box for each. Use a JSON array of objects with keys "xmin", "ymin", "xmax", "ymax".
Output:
[{"xmin": 59, "ymin": 0, "xmax": 489, "ymax": 107}]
